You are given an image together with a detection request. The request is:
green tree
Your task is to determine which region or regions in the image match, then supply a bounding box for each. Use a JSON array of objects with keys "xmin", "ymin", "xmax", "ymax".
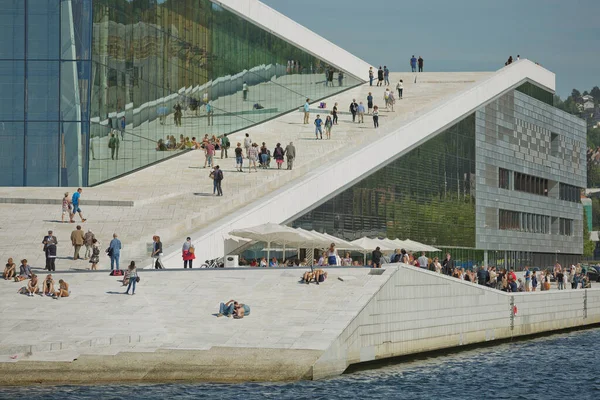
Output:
[{"xmin": 584, "ymin": 209, "xmax": 595, "ymax": 258}]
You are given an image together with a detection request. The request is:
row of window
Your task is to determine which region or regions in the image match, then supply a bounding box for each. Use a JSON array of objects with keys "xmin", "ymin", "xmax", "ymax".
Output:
[
  {"xmin": 499, "ymin": 168, "xmax": 549, "ymax": 196},
  {"xmin": 559, "ymin": 183, "xmax": 580, "ymax": 203},
  {"xmin": 499, "ymin": 209, "xmax": 574, "ymax": 236},
  {"xmin": 499, "ymin": 209, "xmax": 550, "ymax": 234}
]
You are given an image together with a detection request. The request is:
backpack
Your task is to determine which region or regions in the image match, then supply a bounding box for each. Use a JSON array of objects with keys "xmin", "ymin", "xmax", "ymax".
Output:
[
  {"xmin": 109, "ymin": 270, "xmax": 124, "ymax": 276},
  {"xmin": 92, "ymin": 246, "xmax": 100, "ymax": 256}
]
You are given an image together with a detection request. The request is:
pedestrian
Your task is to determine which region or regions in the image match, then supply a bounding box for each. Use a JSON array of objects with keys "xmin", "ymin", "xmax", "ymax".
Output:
[
  {"xmin": 61, "ymin": 192, "xmax": 70, "ymax": 223},
  {"xmin": 173, "ymin": 102, "xmax": 182, "ymax": 126},
  {"xmin": 332, "ymin": 103, "xmax": 338, "ymax": 125},
  {"xmin": 368, "ymin": 67, "xmax": 374, "ymax": 86},
  {"xmin": 357, "ymin": 102, "xmax": 365, "ymax": 123},
  {"xmin": 213, "ymin": 165, "xmax": 223, "ymax": 196},
  {"xmin": 372, "ymin": 105, "xmax": 379, "ymax": 128},
  {"xmin": 410, "ymin": 55, "xmax": 417, "ymax": 72},
  {"xmin": 152, "ymin": 235, "xmax": 164, "ymax": 269},
  {"xmin": 89, "ymin": 238, "xmax": 100, "ymax": 270},
  {"xmin": 204, "ymin": 140, "xmax": 215, "ymax": 168},
  {"xmin": 108, "ymin": 233, "xmax": 121, "ymax": 271},
  {"xmin": 273, "ymin": 143, "xmax": 285, "ymax": 169},
  {"xmin": 556, "ymin": 269, "xmax": 564, "ymax": 290},
  {"xmin": 242, "ymin": 81, "xmax": 248, "ymax": 100},
  {"xmin": 243, "ymin": 133, "xmax": 252, "ymax": 158},
  {"xmin": 108, "ymin": 133, "xmax": 119, "ymax": 160},
  {"xmin": 377, "ymin": 66, "xmax": 384, "ymax": 86},
  {"xmin": 182, "ymin": 237, "xmax": 195, "ymax": 268},
  {"xmin": 396, "ymin": 80, "xmax": 403, "ymax": 99},
  {"xmin": 284, "ymin": 142, "xmax": 296, "ymax": 170},
  {"xmin": 70, "ymin": 225, "xmax": 84, "ymax": 260},
  {"xmin": 235, "ymin": 142, "xmax": 244, "ymax": 172},
  {"xmin": 372, "ymin": 247, "xmax": 383, "ymax": 268},
  {"xmin": 418, "ymin": 56, "xmax": 424, "ymax": 72},
  {"xmin": 248, "ymin": 143, "xmax": 259, "ymax": 172},
  {"xmin": 314, "ymin": 115, "xmax": 323, "ymax": 139},
  {"xmin": 383, "ymin": 65, "xmax": 390, "ymax": 85},
  {"xmin": 42, "ymin": 230, "xmax": 58, "ymax": 270},
  {"xmin": 83, "ymin": 229, "xmax": 95, "ymax": 260},
  {"xmin": 323, "ymin": 116, "xmax": 333, "ymax": 140},
  {"xmin": 531, "ymin": 271, "xmax": 538, "ymax": 291},
  {"xmin": 337, "ymin": 71, "xmax": 343, "ymax": 86},
  {"xmin": 303, "ymin": 98, "xmax": 310, "ymax": 124},
  {"xmin": 349, "ymin": 100, "xmax": 358, "ymax": 122},
  {"xmin": 524, "ymin": 266, "xmax": 531, "ymax": 292},
  {"xmin": 418, "ymin": 252, "xmax": 428, "ymax": 269},
  {"xmin": 70, "ymin": 188, "xmax": 86, "ymax": 223},
  {"xmin": 220, "ymin": 134, "xmax": 229, "ymax": 159},
  {"xmin": 367, "ymin": 92, "xmax": 373, "ymax": 114},
  {"xmin": 120, "ymin": 116, "xmax": 126, "ymax": 140},
  {"xmin": 206, "ymin": 100, "xmax": 213, "ymax": 126},
  {"xmin": 442, "ymin": 253, "xmax": 454, "ymax": 276},
  {"xmin": 259, "ymin": 142, "xmax": 269, "ymax": 168},
  {"xmin": 125, "ymin": 261, "xmax": 138, "ymax": 295}
]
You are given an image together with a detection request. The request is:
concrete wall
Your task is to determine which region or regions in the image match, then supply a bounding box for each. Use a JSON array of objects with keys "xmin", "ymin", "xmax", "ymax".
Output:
[{"xmin": 312, "ymin": 265, "xmax": 600, "ymax": 379}]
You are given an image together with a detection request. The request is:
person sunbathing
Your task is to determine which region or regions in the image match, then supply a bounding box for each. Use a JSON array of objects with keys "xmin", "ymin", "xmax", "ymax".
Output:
[
  {"xmin": 53, "ymin": 279, "xmax": 69, "ymax": 299},
  {"xmin": 233, "ymin": 302, "xmax": 250, "ymax": 319},
  {"xmin": 4, "ymin": 258, "xmax": 16, "ymax": 280},
  {"xmin": 42, "ymin": 274, "xmax": 55, "ymax": 296},
  {"xmin": 301, "ymin": 270, "xmax": 315, "ymax": 284},
  {"xmin": 313, "ymin": 269, "xmax": 328, "ymax": 285},
  {"xmin": 217, "ymin": 299, "xmax": 237, "ymax": 317},
  {"xmin": 14, "ymin": 259, "xmax": 32, "ymax": 282},
  {"xmin": 27, "ymin": 274, "xmax": 39, "ymax": 297}
]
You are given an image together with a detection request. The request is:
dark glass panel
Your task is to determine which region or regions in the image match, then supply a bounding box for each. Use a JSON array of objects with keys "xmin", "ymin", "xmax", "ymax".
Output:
[
  {"xmin": 0, "ymin": 122, "xmax": 24, "ymax": 185},
  {"xmin": 27, "ymin": 0, "xmax": 60, "ymax": 59},
  {"xmin": 0, "ymin": 0, "xmax": 24, "ymax": 59},
  {"xmin": 25, "ymin": 121, "xmax": 60, "ymax": 186},
  {"xmin": 0, "ymin": 60, "xmax": 24, "ymax": 120},
  {"xmin": 27, "ymin": 61, "xmax": 60, "ymax": 121}
]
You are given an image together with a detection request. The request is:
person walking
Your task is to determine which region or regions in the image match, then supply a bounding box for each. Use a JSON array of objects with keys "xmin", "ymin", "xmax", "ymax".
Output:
[
  {"xmin": 204, "ymin": 140, "xmax": 215, "ymax": 168},
  {"xmin": 234, "ymin": 142, "xmax": 244, "ymax": 172},
  {"xmin": 357, "ymin": 102, "xmax": 365, "ymax": 123},
  {"xmin": 83, "ymin": 229, "xmax": 95, "ymax": 260},
  {"xmin": 332, "ymin": 103, "xmax": 338, "ymax": 125},
  {"xmin": 242, "ymin": 81, "xmax": 248, "ymax": 101},
  {"xmin": 182, "ymin": 237, "xmax": 195, "ymax": 268},
  {"xmin": 284, "ymin": 142, "xmax": 296, "ymax": 170},
  {"xmin": 372, "ymin": 247, "xmax": 383, "ymax": 268},
  {"xmin": 61, "ymin": 192, "xmax": 70, "ymax": 223},
  {"xmin": 108, "ymin": 233, "xmax": 122, "ymax": 271},
  {"xmin": 383, "ymin": 65, "xmax": 390, "ymax": 86},
  {"xmin": 206, "ymin": 101, "xmax": 213, "ymax": 126},
  {"xmin": 396, "ymin": 80, "xmax": 404, "ymax": 99},
  {"xmin": 70, "ymin": 188, "xmax": 86, "ymax": 223},
  {"xmin": 259, "ymin": 142, "xmax": 269, "ymax": 168},
  {"xmin": 213, "ymin": 165, "xmax": 223, "ymax": 196},
  {"xmin": 410, "ymin": 55, "xmax": 417, "ymax": 72},
  {"xmin": 368, "ymin": 67, "xmax": 374, "ymax": 86},
  {"xmin": 247, "ymin": 143, "xmax": 259, "ymax": 172},
  {"xmin": 89, "ymin": 238, "xmax": 100, "ymax": 270},
  {"xmin": 70, "ymin": 225, "xmax": 84, "ymax": 260},
  {"xmin": 349, "ymin": 100, "xmax": 358, "ymax": 122},
  {"xmin": 442, "ymin": 253, "xmax": 455, "ymax": 276},
  {"xmin": 314, "ymin": 115, "xmax": 323, "ymax": 139},
  {"xmin": 377, "ymin": 66, "xmax": 384, "ymax": 86},
  {"xmin": 243, "ymin": 133, "xmax": 252, "ymax": 158},
  {"xmin": 367, "ymin": 92, "xmax": 373, "ymax": 114},
  {"xmin": 42, "ymin": 230, "xmax": 58, "ymax": 270},
  {"xmin": 109, "ymin": 133, "xmax": 120, "ymax": 160},
  {"xmin": 273, "ymin": 143, "xmax": 285, "ymax": 169},
  {"xmin": 152, "ymin": 235, "xmax": 164, "ymax": 269},
  {"xmin": 324, "ymin": 116, "xmax": 333, "ymax": 139},
  {"xmin": 303, "ymin": 98, "xmax": 310, "ymax": 124},
  {"xmin": 372, "ymin": 106, "xmax": 379, "ymax": 128},
  {"xmin": 125, "ymin": 261, "xmax": 138, "ymax": 295},
  {"xmin": 418, "ymin": 56, "xmax": 424, "ymax": 72},
  {"xmin": 220, "ymin": 134, "xmax": 229, "ymax": 159}
]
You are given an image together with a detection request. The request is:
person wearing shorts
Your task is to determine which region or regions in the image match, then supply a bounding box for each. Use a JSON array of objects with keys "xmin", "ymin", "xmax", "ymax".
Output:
[
  {"xmin": 70, "ymin": 188, "xmax": 86, "ymax": 223},
  {"xmin": 234, "ymin": 142, "xmax": 243, "ymax": 172}
]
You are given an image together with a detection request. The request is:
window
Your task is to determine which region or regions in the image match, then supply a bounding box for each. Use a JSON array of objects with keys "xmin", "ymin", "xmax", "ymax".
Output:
[
  {"xmin": 551, "ymin": 132, "xmax": 560, "ymax": 157},
  {"xmin": 499, "ymin": 209, "xmax": 551, "ymax": 234},
  {"xmin": 559, "ymin": 183, "xmax": 581, "ymax": 203},
  {"xmin": 513, "ymin": 172, "xmax": 548, "ymax": 196},
  {"xmin": 559, "ymin": 218, "xmax": 573, "ymax": 236},
  {"xmin": 499, "ymin": 168, "xmax": 510, "ymax": 189}
]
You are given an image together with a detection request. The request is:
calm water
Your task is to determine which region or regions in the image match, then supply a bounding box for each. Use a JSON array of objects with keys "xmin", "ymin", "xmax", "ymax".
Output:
[{"xmin": 2, "ymin": 328, "xmax": 600, "ymax": 400}]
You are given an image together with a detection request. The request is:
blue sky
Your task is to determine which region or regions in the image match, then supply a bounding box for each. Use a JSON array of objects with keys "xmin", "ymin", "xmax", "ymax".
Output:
[{"xmin": 262, "ymin": 0, "xmax": 600, "ymax": 98}]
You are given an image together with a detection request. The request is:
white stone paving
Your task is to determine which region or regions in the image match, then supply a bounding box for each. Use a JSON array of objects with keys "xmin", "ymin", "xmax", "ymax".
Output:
[
  {"xmin": 0, "ymin": 267, "xmax": 393, "ymax": 362},
  {"xmin": 0, "ymin": 72, "xmax": 492, "ymax": 270}
]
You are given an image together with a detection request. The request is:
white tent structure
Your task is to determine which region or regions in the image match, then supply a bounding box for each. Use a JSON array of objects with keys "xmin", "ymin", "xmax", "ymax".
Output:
[
  {"xmin": 230, "ymin": 223, "xmax": 312, "ymax": 261},
  {"xmin": 223, "ymin": 233, "xmax": 252, "ymax": 256},
  {"xmin": 401, "ymin": 239, "xmax": 441, "ymax": 253},
  {"xmin": 350, "ymin": 237, "xmax": 395, "ymax": 265}
]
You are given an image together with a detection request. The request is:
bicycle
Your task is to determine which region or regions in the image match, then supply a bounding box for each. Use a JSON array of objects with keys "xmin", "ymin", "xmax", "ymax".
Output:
[{"xmin": 200, "ymin": 258, "xmax": 223, "ymax": 268}]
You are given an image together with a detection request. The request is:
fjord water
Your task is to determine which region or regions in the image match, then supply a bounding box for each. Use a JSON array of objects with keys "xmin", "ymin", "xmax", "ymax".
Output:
[{"xmin": 1, "ymin": 328, "xmax": 599, "ymax": 400}]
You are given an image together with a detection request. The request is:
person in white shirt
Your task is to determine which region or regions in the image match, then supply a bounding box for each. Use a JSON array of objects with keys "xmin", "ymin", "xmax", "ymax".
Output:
[
  {"xmin": 396, "ymin": 80, "xmax": 404, "ymax": 99},
  {"xmin": 243, "ymin": 133, "xmax": 252, "ymax": 158},
  {"xmin": 417, "ymin": 252, "xmax": 428, "ymax": 269}
]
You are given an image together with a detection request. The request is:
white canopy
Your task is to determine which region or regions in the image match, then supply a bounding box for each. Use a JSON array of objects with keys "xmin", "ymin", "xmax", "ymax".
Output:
[
  {"xmin": 230, "ymin": 223, "xmax": 312, "ymax": 260},
  {"xmin": 313, "ymin": 231, "xmax": 363, "ymax": 250},
  {"xmin": 401, "ymin": 239, "xmax": 441, "ymax": 253},
  {"xmin": 350, "ymin": 237, "xmax": 395, "ymax": 265}
]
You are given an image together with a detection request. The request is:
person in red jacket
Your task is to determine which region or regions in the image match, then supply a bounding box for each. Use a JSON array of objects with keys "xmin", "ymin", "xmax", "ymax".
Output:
[{"xmin": 182, "ymin": 237, "xmax": 195, "ymax": 268}]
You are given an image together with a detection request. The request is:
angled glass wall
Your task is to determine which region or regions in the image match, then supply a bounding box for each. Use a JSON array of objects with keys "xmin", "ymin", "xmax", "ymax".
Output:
[
  {"xmin": 0, "ymin": 0, "xmax": 361, "ymax": 186},
  {"xmin": 291, "ymin": 114, "xmax": 477, "ymax": 248}
]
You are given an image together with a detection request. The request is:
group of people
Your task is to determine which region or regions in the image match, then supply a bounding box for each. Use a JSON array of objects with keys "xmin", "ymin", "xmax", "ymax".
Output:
[
  {"xmin": 504, "ymin": 55, "xmax": 520, "ymax": 66},
  {"xmin": 242, "ymin": 133, "xmax": 297, "ymax": 172},
  {"xmin": 409, "ymin": 56, "xmax": 424, "ymax": 73},
  {"xmin": 3, "ymin": 260, "xmax": 70, "ymax": 299}
]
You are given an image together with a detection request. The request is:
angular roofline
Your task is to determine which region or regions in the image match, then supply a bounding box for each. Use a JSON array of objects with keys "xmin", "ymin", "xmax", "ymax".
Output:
[{"xmin": 214, "ymin": 0, "xmax": 371, "ymax": 80}]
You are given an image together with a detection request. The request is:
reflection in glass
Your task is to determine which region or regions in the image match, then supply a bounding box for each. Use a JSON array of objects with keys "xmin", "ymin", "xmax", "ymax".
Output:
[
  {"xmin": 27, "ymin": 0, "xmax": 60, "ymax": 59},
  {"xmin": 26, "ymin": 121, "xmax": 60, "ymax": 186},
  {"xmin": 0, "ymin": 61, "xmax": 24, "ymax": 120}
]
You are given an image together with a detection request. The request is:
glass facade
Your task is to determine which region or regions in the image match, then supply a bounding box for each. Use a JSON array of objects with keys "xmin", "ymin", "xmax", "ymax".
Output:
[
  {"xmin": 292, "ymin": 114, "xmax": 477, "ymax": 248},
  {"xmin": 0, "ymin": 0, "xmax": 361, "ymax": 186}
]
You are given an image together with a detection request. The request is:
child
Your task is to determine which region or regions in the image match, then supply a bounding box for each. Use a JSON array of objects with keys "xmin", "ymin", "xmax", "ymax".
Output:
[{"xmin": 61, "ymin": 192, "xmax": 70, "ymax": 223}]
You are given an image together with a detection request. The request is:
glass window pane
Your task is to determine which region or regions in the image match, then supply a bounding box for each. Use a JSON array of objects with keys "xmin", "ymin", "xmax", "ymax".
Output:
[
  {"xmin": 27, "ymin": 0, "xmax": 60, "ymax": 59},
  {"xmin": 27, "ymin": 61, "xmax": 60, "ymax": 121},
  {"xmin": 61, "ymin": 61, "xmax": 91, "ymax": 121},
  {"xmin": 0, "ymin": 0, "xmax": 24, "ymax": 59},
  {"xmin": 0, "ymin": 122, "xmax": 24, "ymax": 186},
  {"xmin": 61, "ymin": 0, "xmax": 92, "ymax": 60},
  {"xmin": 25, "ymin": 121, "xmax": 59, "ymax": 186},
  {"xmin": 0, "ymin": 60, "xmax": 24, "ymax": 120}
]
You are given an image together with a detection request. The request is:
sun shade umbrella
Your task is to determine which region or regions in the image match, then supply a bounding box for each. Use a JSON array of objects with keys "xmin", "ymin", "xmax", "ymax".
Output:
[
  {"xmin": 230, "ymin": 223, "xmax": 311, "ymax": 262},
  {"xmin": 350, "ymin": 237, "xmax": 395, "ymax": 265},
  {"xmin": 402, "ymin": 239, "xmax": 440, "ymax": 253},
  {"xmin": 314, "ymin": 231, "xmax": 363, "ymax": 251},
  {"xmin": 295, "ymin": 228, "xmax": 333, "ymax": 267}
]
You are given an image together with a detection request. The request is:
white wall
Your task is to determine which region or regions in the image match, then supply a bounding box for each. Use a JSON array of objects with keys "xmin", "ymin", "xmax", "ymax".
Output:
[
  {"xmin": 312, "ymin": 265, "xmax": 600, "ymax": 379},
  {"xmin": 214, "ymin": 0, "xmax": 371, "ymax": 79},
  {"xmin": 160, "ymin": 61, "xmax": 556, "ymax": 266}
]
